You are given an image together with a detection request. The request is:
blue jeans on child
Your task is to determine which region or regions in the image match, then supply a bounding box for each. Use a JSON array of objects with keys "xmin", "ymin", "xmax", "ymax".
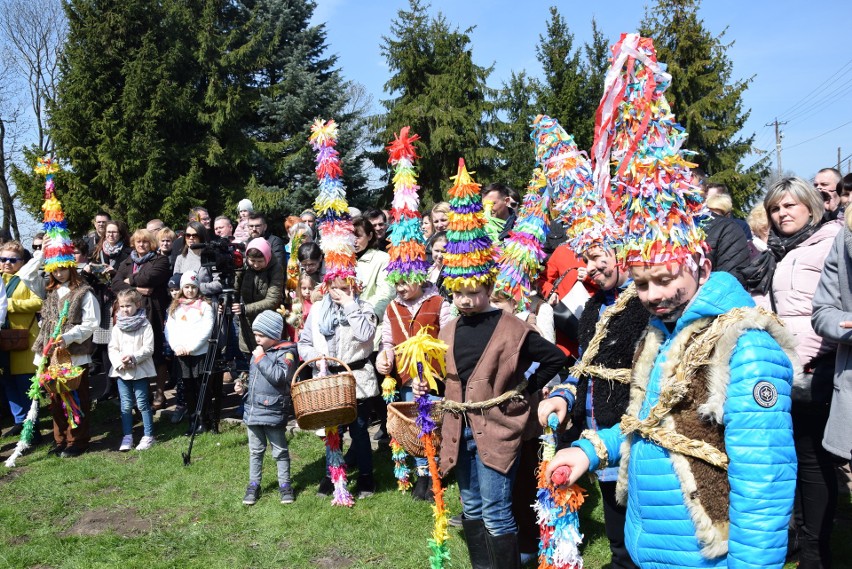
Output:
[
  {"xmin": 399, "ymin": 386, "xmax": 439, "ymax": 474},
  {"xmin": 246, "ymin": 424, "xmax": 291, "ymax": 485},
  {"xmin": 456, "ymin": 425, "xmax": 520, "ymax": 536},
  {"xmin": 116, "ymin": 377, "xmax": 154, "ymax": 437}
]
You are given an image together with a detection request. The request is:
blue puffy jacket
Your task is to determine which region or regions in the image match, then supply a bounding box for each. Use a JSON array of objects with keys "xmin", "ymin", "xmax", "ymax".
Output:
[
  {"xmin": 574, "ymin": 272, "xmax": 796, "ymax": 568},
  {"xmin": 242, "ymin": 341, "xmax": 298, "ymax": 427}
]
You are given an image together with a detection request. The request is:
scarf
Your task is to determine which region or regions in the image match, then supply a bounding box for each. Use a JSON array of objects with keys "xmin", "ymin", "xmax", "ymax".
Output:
[
  {"xmin": 743, "ymin": 221, "xmax": 821, "ymax": 296},
  {"xmin": 102, "ymin": 240, "xmax": 125, "ymax": 257},
  {"xmin": 318, "ymin": 294, "xmax": 347, "ymax": 338},
  {"xmin": 116, "ymin": 309, "xmax": 148, "ymax": 333},
  {"xmin": 130, "ymin": 250, "xmax": 155, "ymax": 268}
]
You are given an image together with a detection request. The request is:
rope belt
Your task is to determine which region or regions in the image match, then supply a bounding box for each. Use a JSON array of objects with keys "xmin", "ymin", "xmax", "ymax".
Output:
[
  {"xmin": 620, "ymin": 415, "xmax": 729, "ymax": 470},
  {"xmin": 439, "ymin": 380, "xmax": 528, "ymax": 415}
]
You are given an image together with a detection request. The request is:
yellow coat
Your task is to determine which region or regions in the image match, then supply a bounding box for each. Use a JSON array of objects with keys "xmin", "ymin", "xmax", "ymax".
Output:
[{"xmin": 3, "ymin": 272, "xmax": 41, "ymax": 375}]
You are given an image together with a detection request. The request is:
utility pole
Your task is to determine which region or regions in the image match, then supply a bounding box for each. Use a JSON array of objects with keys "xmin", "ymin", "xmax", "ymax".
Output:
[
  {"xmin": 766, "ymin": 118, "xmax": 787, "ymax": 176},
  {"xmin": 838, "ymin": 147, "xmax": 842, "ymax": 172}
]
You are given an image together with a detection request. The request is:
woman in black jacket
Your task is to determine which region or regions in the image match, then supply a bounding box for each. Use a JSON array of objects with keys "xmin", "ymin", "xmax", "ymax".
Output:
[{"xmin": 112, "ymin": 229, "xmax": 172, "ymax": 409}]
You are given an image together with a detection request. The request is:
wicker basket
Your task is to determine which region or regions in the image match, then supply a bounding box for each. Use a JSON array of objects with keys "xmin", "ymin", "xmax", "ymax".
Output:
[
  {"xmin": 387, "ymin": 401, "xmax": 443, "ymax": 458},
  {"xmin": 291, "ymin": 356, "xmax": 357, "ymax": 430},
  {"xmin": 41, "ymin": 347, "xmax": 83, "ymax": 394}
]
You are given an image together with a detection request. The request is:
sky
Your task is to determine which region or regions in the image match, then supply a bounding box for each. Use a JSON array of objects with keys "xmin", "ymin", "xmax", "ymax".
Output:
[{"xmin": 311, "ymin": 0, "xmax": 852, "ymax": 180}]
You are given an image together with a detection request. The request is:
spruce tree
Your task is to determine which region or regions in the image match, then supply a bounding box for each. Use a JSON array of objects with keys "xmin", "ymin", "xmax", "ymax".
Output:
[
  {"xmin": 640, "ymin": 0, "xmax": 766, "ymax": 213},
  {"xmin": 376, "ymin": 0, "xmax": 496, "ymax": 205},
  {"xmin": 14, "ymin": 0, "xmax": 363, "ymax": 234},
  {"xmin": 493, "ymin": 71, "xmax": 539, "ymax": 192}
]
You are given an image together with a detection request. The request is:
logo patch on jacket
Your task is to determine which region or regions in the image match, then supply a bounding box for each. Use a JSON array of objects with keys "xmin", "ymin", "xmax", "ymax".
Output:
[{"xmin": 753, "ymin": 381, "xmax": 778, "ymax": 408}]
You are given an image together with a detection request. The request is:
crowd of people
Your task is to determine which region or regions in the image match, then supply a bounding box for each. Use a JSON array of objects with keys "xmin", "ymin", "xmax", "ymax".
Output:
[{"xmin": 0, "ymin": 166, "xmax": 849, "ymax": 569}]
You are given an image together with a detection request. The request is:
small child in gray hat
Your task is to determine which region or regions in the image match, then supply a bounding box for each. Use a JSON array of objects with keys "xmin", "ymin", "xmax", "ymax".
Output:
[{"xmin": 235, "ymin": 310, "xmax": 298, "ymax": 505}]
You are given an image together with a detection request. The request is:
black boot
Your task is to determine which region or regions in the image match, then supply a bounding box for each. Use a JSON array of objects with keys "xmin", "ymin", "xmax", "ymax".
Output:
[
  {"xmin": 486, "ymin": 531, "xmax": 520, "ymax": 569},
  {"xmin": 412, "ymin": 474, "xmax": 431, "ymax": 500},
  {"xmin": 461, "ymin": 518, "xmax": 491, "ymax": 569}
]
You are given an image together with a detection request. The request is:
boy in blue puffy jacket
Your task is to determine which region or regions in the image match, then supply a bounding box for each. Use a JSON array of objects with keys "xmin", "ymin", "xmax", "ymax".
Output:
[
  {"xmin": 235, "ymin": 310, "xmax": 298, "ymax": 506},
  {"xmin": 548, "ymin": 258, "xmax": 798, "ymax": 569}
]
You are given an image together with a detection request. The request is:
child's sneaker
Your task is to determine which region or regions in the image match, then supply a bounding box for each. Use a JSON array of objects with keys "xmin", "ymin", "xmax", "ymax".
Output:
[
  {"xmin": 136, "ymin": 436, "xmax": 155, "ymax": 450},
  {"xmin": 243, "ymin": 482, "xmax": 260, "ymax": 505},
  {"xmin": 119, "ymin": 435, "xmax": 133, "ymax": 452},
  {"xmin": 279, "ymin": 483, "xmax": 294, "ymax": 504}
]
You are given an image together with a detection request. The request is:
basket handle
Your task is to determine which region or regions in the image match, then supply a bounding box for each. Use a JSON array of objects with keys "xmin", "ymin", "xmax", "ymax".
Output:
[{"xmin": 292, "ymin": 356, "xmax": 354, "ymax": 387}]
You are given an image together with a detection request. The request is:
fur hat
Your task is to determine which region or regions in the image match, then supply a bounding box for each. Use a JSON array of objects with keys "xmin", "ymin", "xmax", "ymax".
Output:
[
  {"xmin": 180, "ymin": 271, "xmax": 199, "ymax": 289},
  {"xmin": 238, "ymin": 199, "xmax": 254, "ymax": 213},
  {"xmin": 252, "ymin": 310, "xmax": 283, "ymax": 340}
]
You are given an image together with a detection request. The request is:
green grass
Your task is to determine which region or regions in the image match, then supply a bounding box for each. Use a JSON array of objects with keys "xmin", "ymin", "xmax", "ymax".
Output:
[{"xmin": 1, "ymin": 403, "xmax": 851, "ymax": 568}]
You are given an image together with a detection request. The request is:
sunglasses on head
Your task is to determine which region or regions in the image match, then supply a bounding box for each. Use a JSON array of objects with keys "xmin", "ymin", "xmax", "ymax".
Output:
[{"xmin": 0, "ymin": 257, "xmax": 20, "ymax": 263}]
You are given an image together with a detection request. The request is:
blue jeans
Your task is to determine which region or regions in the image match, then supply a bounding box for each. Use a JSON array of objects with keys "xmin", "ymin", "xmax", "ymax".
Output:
[
  {"xmin": 3, "ymin": 373, "xmax": 33, "ymax": 424},
  {"xmin": 326, "ymin": 400, "xmax": 373, "ymax": 476},
  {"xmin": 456, "ymin": 426, "xmax": 520, "ymax": 536},
  {"xmin": 246, "ymin": 424, "xmax": 291, "ymax": 485},
  {"xmin": 399, "ymin": 386, "xmax": 439, "ymax": 474},
  {"xmin": 116, "ymin": 378, "xmax": 154, "ymax": 437}
]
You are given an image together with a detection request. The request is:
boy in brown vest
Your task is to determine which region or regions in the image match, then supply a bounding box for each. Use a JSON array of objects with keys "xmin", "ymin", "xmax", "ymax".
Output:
[{"xmin": 413, "ymin": 160, "xmax": 566, "ymax": 568}]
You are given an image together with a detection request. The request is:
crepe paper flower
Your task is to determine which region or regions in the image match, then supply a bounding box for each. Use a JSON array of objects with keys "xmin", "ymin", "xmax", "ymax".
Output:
[{"xmin": 390, "ymin": 437, "xmax": 412, "ymax": 491}]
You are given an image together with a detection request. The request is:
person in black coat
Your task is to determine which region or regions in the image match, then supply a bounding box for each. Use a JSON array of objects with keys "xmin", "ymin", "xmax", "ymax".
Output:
[
  {"xmin": 112, "ymin": 229, "xmax": 172, "ymax": 409},
  {"xmin": 704, "ymin": 194, "xmax": 751, "ymax": 286}
]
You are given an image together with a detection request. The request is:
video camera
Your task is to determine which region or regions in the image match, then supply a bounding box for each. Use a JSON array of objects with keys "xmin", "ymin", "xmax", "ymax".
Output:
[{"xmin": 192, "ymin": 237, "xmax": 245, "ymax": 289}]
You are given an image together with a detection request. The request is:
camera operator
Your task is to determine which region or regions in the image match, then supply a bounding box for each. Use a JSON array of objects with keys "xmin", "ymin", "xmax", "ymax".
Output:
[
  {"xmin": 232, "ymin": 238, "xmax": 284, "ymax": 354},
  {"xmin": 173, "ymin": 221, "xmax": 223, "ymax": 298}
]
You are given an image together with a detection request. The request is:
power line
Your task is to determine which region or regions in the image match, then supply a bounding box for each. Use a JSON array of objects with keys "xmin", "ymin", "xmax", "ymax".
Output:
[
  {"xmin": 784, "ymin": 119, "xmax": 852, "ymax": 151},
  {"xmin": 782, "ymin": 74, "xmax": 852, "ymax": 125},
  {"xmin": 776, "ymin": 57, "xmax": 852, "ymax": 120}
]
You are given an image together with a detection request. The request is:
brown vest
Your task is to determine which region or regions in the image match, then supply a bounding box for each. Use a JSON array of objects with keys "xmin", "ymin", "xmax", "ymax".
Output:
[
  {"xmin": 33, "ymin": 283, "xmax": 94, "ymax": 358},
  {"xmin": 439, "ymin": 311, "xmax": 537, "ymax": 476},
  {"xmin": 387, "ymin": 294, "xmax": 444, "ymax": 386}
]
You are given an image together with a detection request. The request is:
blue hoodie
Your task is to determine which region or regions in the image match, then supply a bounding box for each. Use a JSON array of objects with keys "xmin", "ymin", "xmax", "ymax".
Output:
[{"xmin": 574, "ymin": 272, "xmax": 796, "ymax": 568}]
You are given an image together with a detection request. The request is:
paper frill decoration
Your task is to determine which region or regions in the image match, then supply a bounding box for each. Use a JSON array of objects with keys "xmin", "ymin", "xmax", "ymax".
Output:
[
  {"xmin": 309, "ymin": 120, "xmax": 355, "ymax": 506},
  {"xmin": 492, "ymin": 168, "xmax": 550, "ymax": 310},
  {"xmin": 535, "ymin": 414, "xmax": 586, "ymax": 569},
  {"xmin": 441, "ymin": 158, "xmax": 496, "ymax": 292},
  {"xmin": 35, "ymin": 157, "xmax": 76, "ymax": 273},
  {"xmin": 309, "ymin": 119, "xmax": 358, "ymax": 289},
  {"xmin": 530, "ymin": 115, "xmax": 619, "ymax": 256},
  {"xmin": 593, "ymin": 33, "xmax": 706, "ymax": 266},
  {"xmin": 386, "ymin": 126, "xmax": 429, "ymax": 285}
]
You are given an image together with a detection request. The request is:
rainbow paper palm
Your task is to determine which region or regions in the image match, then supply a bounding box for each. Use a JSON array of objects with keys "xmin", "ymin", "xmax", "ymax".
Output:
[
  {"xmin": 593, "ymin": 34, "xmax": 705, "ymax": 266},
  {"xmin": 310, "ymin": 118, "xmax": 358, "ymax": 289},
  {"xmin": 385, "ymin": 126, "xmax": 429, "ymax": 285},
  {"xmin": 493, "ymin": 168, "xmax": 550, "ymax": 310},
  {"xmin": 441, "ymin": 158, "xmax": 495, "ymax": 292},
  {"xmin": 35, "ymin": 158, "xmax": 76, "ymax": 273}
]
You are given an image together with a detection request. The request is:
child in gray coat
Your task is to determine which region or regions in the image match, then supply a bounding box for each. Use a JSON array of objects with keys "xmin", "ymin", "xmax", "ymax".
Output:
[{"xmin": 235, "ymin": 310, "xmax": 298, "ymax": 505}]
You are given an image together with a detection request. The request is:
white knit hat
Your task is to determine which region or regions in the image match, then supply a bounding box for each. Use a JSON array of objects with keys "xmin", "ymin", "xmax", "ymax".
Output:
[
  {"xmin": 180, "ymin": 270, "xmax": 199, "ymax": 289},
  {"xmin": 238, "ymin": 198, "xmax": 254, "ymax": 213}
]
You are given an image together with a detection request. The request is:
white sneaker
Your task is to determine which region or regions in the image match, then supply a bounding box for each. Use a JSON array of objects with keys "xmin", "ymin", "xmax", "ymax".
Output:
[
  {"xmin": 136, "ymin": 436, "xmax": 155, "ymax": 451},
  {"xmin": 119, "ymin": 435, "xmax": 133, "ymax": 452},
  {"xmin": 315, "ymin": 428, "xmax": 326, "ymax": 437}
]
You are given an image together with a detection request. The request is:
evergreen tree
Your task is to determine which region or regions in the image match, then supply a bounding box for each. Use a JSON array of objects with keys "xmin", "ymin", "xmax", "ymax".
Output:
[
  {"xmin": 492, "ymin": 71, "xmax": 538, "ymax": 192},
  {"xmin": 13, "ymin": 0, "xmax": 363, "ymax": 235},
  {"xmin": 640, "ymin": 0, "xmax": 765, "ymax": 213},
  {"xmin": 376, "ymin": 0, "xmax": 496, "ymax": 205}
]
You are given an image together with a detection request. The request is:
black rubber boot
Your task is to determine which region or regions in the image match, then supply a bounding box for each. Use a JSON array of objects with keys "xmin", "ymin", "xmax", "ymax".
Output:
[
  {"xmin": 461, "ymin": 518, "xmax": 491, "ymax": 569},
  {"xmin": 486, "ymin": 531, "xmax": 520, "ymax": 569}
]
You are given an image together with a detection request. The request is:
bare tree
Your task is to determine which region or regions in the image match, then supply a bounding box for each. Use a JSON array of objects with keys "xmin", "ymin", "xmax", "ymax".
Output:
[
  {"xmin": 0, "ymin": 0, "xmax": 66, "ymax": 155},
  {"xmin": 0, "ymin": 54, "xmax": 25, "ymax": 240}
]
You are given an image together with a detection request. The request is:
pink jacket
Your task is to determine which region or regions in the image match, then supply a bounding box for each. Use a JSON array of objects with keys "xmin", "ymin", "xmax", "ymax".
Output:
[{"xmin": 754, "ymin": 220, "xmax": 841, "ymax": 367}]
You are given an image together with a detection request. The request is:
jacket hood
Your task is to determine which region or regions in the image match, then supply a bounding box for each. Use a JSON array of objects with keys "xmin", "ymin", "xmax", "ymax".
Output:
[{"xmin": 657, "ymin": 271, "xmax": 755, "ymax": 336}]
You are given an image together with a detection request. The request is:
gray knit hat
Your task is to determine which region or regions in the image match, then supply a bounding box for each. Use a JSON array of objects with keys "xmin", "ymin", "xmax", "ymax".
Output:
[{"xmin": 252, "ymin": 310, "xmax": 283, "ymax": 340}]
